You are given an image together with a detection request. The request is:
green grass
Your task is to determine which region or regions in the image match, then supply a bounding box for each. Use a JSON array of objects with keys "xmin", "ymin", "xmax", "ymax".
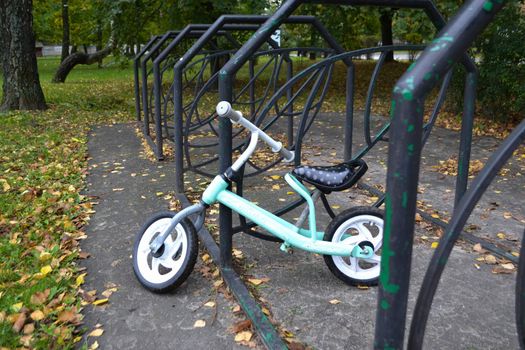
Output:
[
  {"xmin": 1, "ymin": 56, "xmax": 135, "ymax": 109},
  {"xmin": 0, "ymin": 56, "xmax": 134, "ymax": 349}
]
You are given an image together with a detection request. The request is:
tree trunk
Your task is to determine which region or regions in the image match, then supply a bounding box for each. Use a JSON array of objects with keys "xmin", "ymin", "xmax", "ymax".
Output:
[
  {"xmin": 60, "ymin": 0, "xmax": 70, "ymax": 63},
  {"xmin": 380, "ymin": 10, "xmax": 395, "ymax": 62},
  {"xmin": 96, "ymin": 21, "xmax": 103, "ymax": 68},
  {"xmin": 309, "ymin": 30, "xmax": 317, "ymax": 60},
  {"xmin": 0, "ymin": 0, "xmax": 47, "ymax": 112},
  {"xmin": 52, "ymin": 47, "xmax": 112, "ymax": 83}
]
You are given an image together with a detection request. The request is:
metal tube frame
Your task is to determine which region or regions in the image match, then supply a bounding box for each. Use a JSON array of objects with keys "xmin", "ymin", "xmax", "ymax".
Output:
[
  {"xmin": 213, "ymin": 1, "xmax": 482, "ymax": 349},
  {"xmin": 173, "ymin": 15, "xmax": 349, "ymax": 192},
  {"xmin": 376, "ymin": 0, "xmax": 510, "ymax": 348}
]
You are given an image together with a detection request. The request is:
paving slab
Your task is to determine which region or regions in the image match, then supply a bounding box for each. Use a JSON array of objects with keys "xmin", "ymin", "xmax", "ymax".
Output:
[
  {"xmin": 80, "ymin": 125, "xmax": 242, "ymax": 350},
  {"xmin": 81, "ymin": 120, "xmax": 522, "ymax": 349}
]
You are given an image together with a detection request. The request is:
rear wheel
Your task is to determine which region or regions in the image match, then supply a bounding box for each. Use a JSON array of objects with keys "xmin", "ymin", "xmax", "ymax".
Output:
[
  {"xmin": 323, "ymin": 207, "xmax": 383, "ymax": 286},
  {"xmin": 133, "ymin": 212, "xmax": 198, "ymax": 293}
]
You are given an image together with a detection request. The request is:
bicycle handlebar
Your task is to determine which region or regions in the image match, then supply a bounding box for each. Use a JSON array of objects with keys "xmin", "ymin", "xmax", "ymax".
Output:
[{"xmin": 216, "ymin": 101, "xmax": 295, "ymax": 163}]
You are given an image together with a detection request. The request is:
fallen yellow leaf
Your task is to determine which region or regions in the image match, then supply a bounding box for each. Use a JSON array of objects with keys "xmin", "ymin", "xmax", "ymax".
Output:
[
  {"xmin": 89, "ymin": 328, "xmax": 104, "ymax": 337},
  {"xmin": 12, "ymin": 302, "xmax": 23, "ymax": 312},
  {"xmin": 101, "ymin": 287, "xmax": 118, "ymax": 298},
  {"xmin": 30, "ymin": 310, "xmax": 45, "ymax": 322},
  {"xmin": 204, "ymin": 301, "xmax": 216, "ymax": 308},
  {"xmin": 39, "ymin": 251, "xmax": 52, "ymax": 262},
  {"xmin": 501, "ymin": 263, "xmax": 515, "ymax": 270},
  {"xmin": 431, "ymin": 242, "xmax": 439, "ymax": 249},
  {"xmin": 40, "ymin": 265, "xmax": 52, "ymax": 275},
  {"xmin": 261, "ymin": 307, "xmax": 271, "ymax": 316},
  {"xmin": 472, "ymin": 243, "xmax": 485, "ymax": 253},
  {"xmin": 76, "ymin": 273, "xmax": 86, "ymax": 287},
  {"xmin": 92, "ymin": 299, "xmax": 109, "ymax": 306},
  {"xmin": 194, "ymin": 319, "xmax": 206, "ymax": 328},
  {"xmin": 234, "ymin": 331, "xmax": 253, "ymax": 342},
  {"xmin": 213, "ymin": 280, "xmax": 223, "ymax": 288},
  {"xmin": 485, "ymin": 255, "xmax": 497, "ymax": 265},
  {"xmin": 247, "ymin": 278, "xmax": 264, "ymax": 286}
]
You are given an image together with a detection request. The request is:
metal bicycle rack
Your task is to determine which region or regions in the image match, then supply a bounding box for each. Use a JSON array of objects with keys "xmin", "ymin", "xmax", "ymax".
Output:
[
  {"xmin": 171, "ymin": 15, "xmax": 350, "ymax": 192},
  {"xmin": 132, "ymin": 0, "xmax": 523, "ymax": 348},
  {"xmin": 150, "ymin": 22, "xmax": 283, "ymax": 160},
  {"xmin": 135, "ymin": 25, "xmax": 243, "ymax": 158},
  {"xmin": 192, "ymin": 0, "xmax": 523, "ymax": 348},
  {"xmin": 376, "ymin": 1, "xmax": 524, "ymax": 348}
]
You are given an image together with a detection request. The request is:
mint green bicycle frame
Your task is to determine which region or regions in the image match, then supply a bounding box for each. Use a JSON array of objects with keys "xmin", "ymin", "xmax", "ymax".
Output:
[
  {"xmin": 146, "ymin": 102, "xmax": 371, "ymax": 258},
  {"xmin": 202, "ymin": 174, "xmax": 357, "ymax": 257}
]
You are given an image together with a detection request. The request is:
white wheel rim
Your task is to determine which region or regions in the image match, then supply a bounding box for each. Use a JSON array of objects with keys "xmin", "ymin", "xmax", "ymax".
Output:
[
  {"xmin": 136, "ymin": 218, "xmax": 188, "ymax": 285},
  {"xmin": 331, "ymin": 214, "xmax": 383, "ymax": 281}
]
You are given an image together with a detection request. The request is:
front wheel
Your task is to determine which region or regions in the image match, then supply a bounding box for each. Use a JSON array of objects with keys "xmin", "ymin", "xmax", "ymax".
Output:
[
  {"xmin": 133, "ymin": 212, "xmax": 198, "ymax": 293},
  {"xmin": 323, "ymin": 207, "xmax": 384, "ymax": 286}
]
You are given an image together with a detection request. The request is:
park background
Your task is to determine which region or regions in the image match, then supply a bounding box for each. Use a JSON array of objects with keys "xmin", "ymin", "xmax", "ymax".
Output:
[{"xmin": 0, "ymin": 0, "xmax": 524, "ymax": 349}]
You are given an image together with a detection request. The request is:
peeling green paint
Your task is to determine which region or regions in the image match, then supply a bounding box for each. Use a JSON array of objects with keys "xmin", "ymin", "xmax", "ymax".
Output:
[
  {"xmin": 405, "ymin": 76, "xmax": 415, "ymax": 90},
  {"xmin": 379, "ymin": 195, "xmax": 400, "ymax": 294},
  {"xmin": 261, "ymin": 19, "xmax": 280, "ymax": 33},
  {"xmin": 380, "ymin": 299, "xmax": 391, "ymax": 310},
  {"xmin": 407, "ymin": 62, "xmax": 416, "ymax": 72},
  {"xmin": 407, "ymin": 124, "xmax": 415, "ymax": 133},
  {"xmin": 483, "ymin": 1, "xmax": 494, "ymax": 11},
  {"xmin": 402, "ymin": 89, "xmax": 413, "ymax": 101},
  {"xmin": 407, "ymin": 143, "xmax": 414, "ymax": 154},
  {"xmin": 430, "ymin": 36, "xmax": 454, "ymax": 52},
  {"xmin": 439, "ymin": 255, "xmax": 448, "ymax": 265},
  {"xmin": 390, "ymin": 100, "xmax": 396, "ymax": 119},
  {"xmin": 402, "ymin": 192, "xmax": 408, "ymax": 208},
  {"xmin": 424, "ymin": 72, "xmax": 433, "ymax": 81}
]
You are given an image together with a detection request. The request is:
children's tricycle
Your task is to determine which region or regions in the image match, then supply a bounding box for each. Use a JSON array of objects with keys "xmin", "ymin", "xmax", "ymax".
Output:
[{"xmin": 133, "ymin": 101, "xmax": 384, "ymax": 292}]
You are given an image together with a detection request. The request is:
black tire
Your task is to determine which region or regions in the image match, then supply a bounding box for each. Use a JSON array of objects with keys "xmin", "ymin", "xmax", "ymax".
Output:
[
  {"xmin": 323, "ymin": 206, "xmax": 384, "ymax": 286},
  {"xmin": 133, "ymin": 211, "xmax": 198, "ymax": 293}
]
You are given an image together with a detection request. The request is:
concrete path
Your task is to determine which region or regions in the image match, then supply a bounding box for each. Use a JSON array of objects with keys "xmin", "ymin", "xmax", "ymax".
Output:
[
  {"xmin": 80, "ymin": 119, "xmax": 523, "ymax": 349},
  {"xmin": 80, "ymin": 125, "xmax": 242, "ymax": 349}
]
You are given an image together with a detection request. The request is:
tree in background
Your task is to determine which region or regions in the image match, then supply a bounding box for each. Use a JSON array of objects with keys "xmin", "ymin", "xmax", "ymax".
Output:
[
  {"xmin": 60, "ymin": 0, "xmax": 70, "ymax": 62},
  {"xmin": 379, "ymin": 9, "xmax": 394, "ymax": 62},
  {"xmin": 0, "ymin": 0, "xmax": 47, "ymax": 111},
  {"xmin": 476, "ymin": 0, "xmax": 525, "ymax": 121}
]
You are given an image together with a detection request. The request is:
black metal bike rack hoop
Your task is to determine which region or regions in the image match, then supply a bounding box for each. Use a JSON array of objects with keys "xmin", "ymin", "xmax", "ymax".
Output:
[
  {"xmin": 202, "ymin": 0, "xmax": 525, "ymax": 349},
  {"xmin": 211, "ymin": 1, "xmax": 484, "ymax": 349},
  {"xmin": 133, "ymin": 1, "xmax": 522, "ymax": 349},
  {"xmin": 171, "ymin": 15, "xmax": 350, "ymax": 189},
  {"xmin": 137, "ymin": 25, "xmax": 241, "ymax": 159}
]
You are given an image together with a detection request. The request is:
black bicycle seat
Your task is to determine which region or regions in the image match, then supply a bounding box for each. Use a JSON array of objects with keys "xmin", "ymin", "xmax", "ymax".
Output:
[{"xmin": 292, "ymin": 159, "xmax": 368, "ymax": 193}]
